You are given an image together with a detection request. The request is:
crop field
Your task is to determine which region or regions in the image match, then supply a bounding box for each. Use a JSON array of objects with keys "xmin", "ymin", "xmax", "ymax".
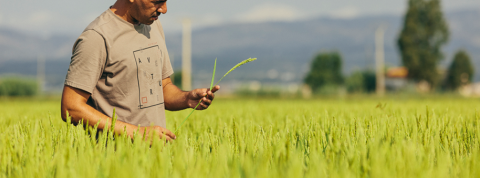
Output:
[{"xmin": 0, "ymin": 97, "xmax": 480, "ymax": 177}]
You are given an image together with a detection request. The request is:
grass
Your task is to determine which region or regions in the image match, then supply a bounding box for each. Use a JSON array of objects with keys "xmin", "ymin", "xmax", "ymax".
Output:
[{"xmin": 0, "ymin": 97, "xmax": 480, "ymax": 177}]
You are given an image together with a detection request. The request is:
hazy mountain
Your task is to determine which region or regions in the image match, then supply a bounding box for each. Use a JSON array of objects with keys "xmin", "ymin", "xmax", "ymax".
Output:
[
  {"xmin": 0, "ymin": 8, "xmax": 479, "ymax": 91},
  {"xmin": 164, "ymin": 8, "xmax": 480, "ymax": 84},
  {"xmin": 0, "ymin": 27, "xmax": 75, "ymax": 60}
]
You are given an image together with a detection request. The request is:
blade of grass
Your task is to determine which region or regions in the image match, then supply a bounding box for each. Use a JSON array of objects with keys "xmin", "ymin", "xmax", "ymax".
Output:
[
  {"xmin": 214, "ymin": 58, "xmax": 257, "ymax": 86},
  {"xmin": 175, "ymin": 58, "xmax": 217, "ymax": 134},
  {"xmin": 175, "ymin": 57, "xmax": 257, "ymax": 134},
  {"xmin": 174, "ymin": 100, "xmax": 202, "ymax": 134},
  {"xmin": 210, "ymin": 58, "xmax": 217, "ymax": 90}
]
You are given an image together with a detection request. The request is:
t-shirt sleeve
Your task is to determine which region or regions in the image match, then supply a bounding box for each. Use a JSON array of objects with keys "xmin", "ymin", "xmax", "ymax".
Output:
[
  {"xmin": 162, "ymin": 47, "xmax": 174, "ymax": 79},
  {"xmin": 64, "ymin": 30, "xmax": 107, "ymax": 94},
  {"xmin": 157, "ymin": 21, "xmax": 174, "ymax": 79}
]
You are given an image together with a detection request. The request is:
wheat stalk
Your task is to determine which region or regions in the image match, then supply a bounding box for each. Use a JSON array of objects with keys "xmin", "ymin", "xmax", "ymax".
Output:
[
  {"xmin": 214, "ymin": 58, "xmax": 257, "ymax": 86},
  {"xmin": 174, "ymin": 58, "xmax": 257, "ymax": 134},
  {"xmin": 210, "ymin": 58, "xmax": 217, "ymax": 90}
]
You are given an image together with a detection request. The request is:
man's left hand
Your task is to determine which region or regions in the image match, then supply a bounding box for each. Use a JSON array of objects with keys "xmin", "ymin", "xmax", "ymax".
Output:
[{"xmin": 187, "ymin": 85, "xmax": 220, "ymax": 110}]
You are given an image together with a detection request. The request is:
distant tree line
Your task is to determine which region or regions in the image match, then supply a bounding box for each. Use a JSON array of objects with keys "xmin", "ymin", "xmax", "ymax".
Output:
[
  {"xmin": 304, "ymin": 0, "xmax": 475, "ymax": 94},
  {"xmin": 0, "ymin": 77, "xmax": 38, "ymax": 96},
  {"xmin": 303, "ymin": 52, "xmax": 376, "ymax": 94}
]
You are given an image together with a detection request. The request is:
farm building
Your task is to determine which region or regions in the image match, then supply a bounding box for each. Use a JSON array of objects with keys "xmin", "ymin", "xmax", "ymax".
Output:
[
  {"xmin": 385, "ymin": 67, "xmax": 409, "ymax": 91},
  {"xmin": 459, "ymin": 82, "xmax": 480, "ymax": 97}
]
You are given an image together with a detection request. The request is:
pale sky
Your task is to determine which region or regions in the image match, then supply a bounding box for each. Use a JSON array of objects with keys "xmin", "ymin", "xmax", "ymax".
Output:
[{"xmin": 0, "ymin": 0, "xmax": 478, "ymax": 36}]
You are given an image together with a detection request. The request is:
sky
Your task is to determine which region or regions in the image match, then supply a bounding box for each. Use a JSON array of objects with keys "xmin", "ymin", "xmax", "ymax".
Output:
[{"xmin": 0, "ymin": 0, "xmax": 478, "ymax": 36}]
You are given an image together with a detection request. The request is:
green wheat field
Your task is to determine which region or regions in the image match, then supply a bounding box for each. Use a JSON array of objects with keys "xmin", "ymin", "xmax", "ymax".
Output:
[{"xmin": 1, "ymin": 97, "xmax": 479, "ymax": 177}]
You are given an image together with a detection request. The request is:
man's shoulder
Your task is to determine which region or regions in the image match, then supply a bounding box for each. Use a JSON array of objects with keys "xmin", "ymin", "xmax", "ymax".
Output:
[
  {"xmin": 82, "ymin": 9, "xmax": 118, "ymax": 34},
  {"xmin": 152, "ymin": 20, "xmax": 166, "ymax": 39}
]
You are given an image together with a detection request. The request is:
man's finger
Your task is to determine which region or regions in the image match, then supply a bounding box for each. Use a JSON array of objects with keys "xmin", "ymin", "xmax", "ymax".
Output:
[
  {"xmin": 161, "ymin": 128, "xmax": 176, "ymax": 140},
  {"xmin": 163, "ymin": 135, "xmax": 173, "ymax": 141},
  {"xmin": 200, "ymin": 102, "xmax": 209, "ymax": 110},
  {"xmin": 211, "ymin": 85, "xmax": 220, "ymax": 93},
  {"xmin": 206, "ymin": 91, "xmax": 215, "ymax": 100},
  {"xmin": 202, "ymin": 97, "xmax": 212, "ymax": 105}
]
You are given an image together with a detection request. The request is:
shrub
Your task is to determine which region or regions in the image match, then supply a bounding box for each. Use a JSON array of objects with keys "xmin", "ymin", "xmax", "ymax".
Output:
[
  {"xmin": 0, "ymin": 77, "xmax": 38, "ymax": 96},
  {"xmin": 345, "ymin": 70, "xmax": 376, "ymax": 93},
  {"xmin": 304, "ymin": 52, "xmax": 344, "ymax": 92},
  {"xmin": 443, "ymin": 50, "xmax": 474, "ymax": 90}
]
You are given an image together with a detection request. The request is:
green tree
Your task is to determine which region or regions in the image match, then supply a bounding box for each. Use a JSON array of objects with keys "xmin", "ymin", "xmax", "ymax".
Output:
[
  {"xmin": 172, "ymin": 71, "xmax": 182, "ymax": 88},
  {"xmin": 304, "ymin": 52, "xmax": 344, "ymax": 92},
  {"xmin": 444, "ymin": 50, "xmax": 474, "ymax": 90},
  {"xmin": 0, "ymin": 77, "xmax": 38, "ymax": 96},
  {"xmin": 346, "ymin": 70, "xmax": 376, "ymax": 93},
  {"xmin": 397, "ymin": 0, "xmax": 449, "ymax": 87}
]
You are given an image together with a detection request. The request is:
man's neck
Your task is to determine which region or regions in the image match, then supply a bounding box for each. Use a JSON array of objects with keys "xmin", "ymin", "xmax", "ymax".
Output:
[{"xmin": 110, "ymin": 2, "xmax": 139, "ymax": 25}]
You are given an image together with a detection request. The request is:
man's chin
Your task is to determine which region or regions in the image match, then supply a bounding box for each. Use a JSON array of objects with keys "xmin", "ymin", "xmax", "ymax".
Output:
[{"xmin": 143, "ymin": 19, "xmax": 156, "ymax": 25}]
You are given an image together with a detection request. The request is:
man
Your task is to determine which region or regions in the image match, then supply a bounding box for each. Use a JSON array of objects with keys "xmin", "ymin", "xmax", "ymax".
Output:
[{"xmin": 61, "ymin": 0, "xmax": 219, "ymax": 141}]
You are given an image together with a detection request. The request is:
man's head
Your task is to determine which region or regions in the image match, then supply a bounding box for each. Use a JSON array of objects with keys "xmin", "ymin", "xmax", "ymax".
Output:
[
  {"xmin": 129, "ymin": 0, "xmax": 167, "ymax": 25},
  {"xmin": 112, "ymin": 0, "xmax": 167, "ymax": 25}
]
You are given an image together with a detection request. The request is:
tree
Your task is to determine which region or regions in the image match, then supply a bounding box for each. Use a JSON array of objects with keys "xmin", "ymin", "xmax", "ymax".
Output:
[
  {"xmin": 346, "ymin": 70, "xmax": 376, "ymax": 93},
  {"xmin": 172, "ymin": 71, "xmax": 182, "ymax": 88},
  {"xmin": 304, "ymin": 52, "xmax": 344, "ymax": 92},
  {"xmin": 397, "ymin": 0, "xmax": 449, "ymax": 87},
  {"xmin": 0, "ymin": 77, "xmax": 38, "ymax": 96},
  {"xmin": 444, "ymin": 50, "xmax": 474, "ymax": 90}
]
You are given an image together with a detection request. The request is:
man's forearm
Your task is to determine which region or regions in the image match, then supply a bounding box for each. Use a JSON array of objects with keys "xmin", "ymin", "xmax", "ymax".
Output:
[
  {"xmin": 61, "ymin": 85, "xmax": 138, "ymax": 138},
  {"xmin": 62, "ymin": 104, "xmax": 137, "ymax": 137},
  {"xmin": 162, "ymin": 81, "xmax": 190, "ymax": 111},
  {"xmin": 64, "ymin": 106, "xmax": 177, "ymax": 141}
]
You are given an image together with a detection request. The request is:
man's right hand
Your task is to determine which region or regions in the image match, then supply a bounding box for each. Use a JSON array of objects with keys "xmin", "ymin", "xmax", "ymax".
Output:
[
  {"xmin": 61, "ymin": 85, "xmax": 176, "ymax": 143},
  {"xmin": 137, "ymin": 126, "xmax": 176, "ymax": 142}
]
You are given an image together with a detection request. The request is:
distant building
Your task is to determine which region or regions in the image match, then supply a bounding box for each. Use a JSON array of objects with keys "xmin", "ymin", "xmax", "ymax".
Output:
[
  {"xmin": 385, "ymin": 67, "xmax": 408, "ymax": 91},
  {"xmin": 459, "ymin": 83, "xmax": 480, "ymax": 97}
]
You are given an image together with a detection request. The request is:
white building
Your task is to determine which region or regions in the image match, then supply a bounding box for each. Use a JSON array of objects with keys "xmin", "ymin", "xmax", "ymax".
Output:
[{"xmin": 459, "ymin": 83, "xmax": 480, "ymax": 97}]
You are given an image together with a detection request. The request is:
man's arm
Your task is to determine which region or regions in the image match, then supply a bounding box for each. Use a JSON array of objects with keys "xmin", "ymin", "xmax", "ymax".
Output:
[
  {"xmin": 162, "ymin": 77, "xmax": 220, "ymax": 111},
  {"xmin": 61, "ymin": 85, "xmax": 176, "ymax": 141}
]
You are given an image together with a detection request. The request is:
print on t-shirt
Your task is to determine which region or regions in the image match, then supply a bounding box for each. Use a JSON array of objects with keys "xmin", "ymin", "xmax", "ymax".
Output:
[{"xmin": 133, "ymin": 45, "xmax": 164, "ymax": 109}]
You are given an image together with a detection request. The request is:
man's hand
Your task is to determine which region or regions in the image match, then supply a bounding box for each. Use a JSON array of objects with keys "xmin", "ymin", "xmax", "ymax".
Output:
[
  {"xmin": 187, "ymin": 85, "xmax": 220, "ymax": 110},
  {"xmin": 137, "ymin": 126, "xmax": 176, "ymax": 142},
  {"xmin": 163, "ymin": 77, "xmax": 221, "ymax": 111}
]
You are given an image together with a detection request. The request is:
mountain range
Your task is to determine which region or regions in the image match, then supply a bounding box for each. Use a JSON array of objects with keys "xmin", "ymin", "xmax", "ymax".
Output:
[{"xmin": 0, "ymin": 8, "xmax": 479, "ymax": 91}]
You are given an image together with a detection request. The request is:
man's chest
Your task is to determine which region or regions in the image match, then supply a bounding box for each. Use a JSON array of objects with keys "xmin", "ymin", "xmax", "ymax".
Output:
[
  {"xmin": 106, "ymin": 28, "xmax": 167, "ymax": 71},
  {"xmin": 100, "ymin": 28, "xmax": 168, "ymax": 107}
]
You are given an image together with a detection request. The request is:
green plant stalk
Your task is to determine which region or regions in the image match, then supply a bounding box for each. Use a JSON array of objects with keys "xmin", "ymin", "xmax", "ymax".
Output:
[
  {"xmin": 210, "ymin": 58, "xmax": 217, "ymax": 91},
  {"xmin": 214, "ymin": 58, "xmax": 257, "ymax": 86},
  {"xmin": 174, "ymin": 59, "xmax": 217, "ymax": 134},
  {"xmin": 174, "ymin": 58, "xmax": 257, "ymax": 134},
  {"xmin": 174, "ymin": 101, "xmax": 202, "ymax": 133}
]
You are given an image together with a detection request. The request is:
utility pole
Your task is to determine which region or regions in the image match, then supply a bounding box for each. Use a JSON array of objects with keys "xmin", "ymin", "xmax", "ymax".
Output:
[
  {"xmin": 375, "ymin": 26, "xmax": 386, "ymax": 96},
  {"xmin": 170, "ymin": 53, "xmax": 175, "ymax": 83},
  {"xmin": 182, "ymin": 19, "xmax": 192, "ymax": 91},
  {"xmin": 37, "ymin": 55, "xmax": 45, "ymax": 94}
]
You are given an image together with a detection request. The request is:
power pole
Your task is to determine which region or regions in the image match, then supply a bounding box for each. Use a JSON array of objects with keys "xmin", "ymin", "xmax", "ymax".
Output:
[
  {"xmin": 182, "ymin": 19, "xmax": 192, "ymax": 91},
  {"xmin": 170, "ymin": 53, "xmax": 175, "ymax": 83},
  {"xmin": 375, "ymin": 26, "xmax": 386, "ymax": 96},
  {"xmin": 37, "ymin": 55, "xmax": 45, "ymax": 94}
]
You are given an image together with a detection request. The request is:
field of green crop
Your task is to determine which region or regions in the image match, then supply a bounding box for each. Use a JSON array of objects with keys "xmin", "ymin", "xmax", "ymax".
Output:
[{"xmin": 0, "ymin": 97, "xmax": 479, "ymax": 177}]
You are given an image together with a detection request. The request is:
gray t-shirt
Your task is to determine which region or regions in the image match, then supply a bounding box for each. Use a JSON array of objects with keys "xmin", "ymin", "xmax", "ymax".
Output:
[{"xmin": 65, "ymin": 9, "xmax": 174, "ymax": 127}]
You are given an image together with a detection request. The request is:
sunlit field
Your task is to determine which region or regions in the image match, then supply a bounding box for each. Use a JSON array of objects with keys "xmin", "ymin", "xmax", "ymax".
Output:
[{"xmin": 1, "ymin": 97, "xmax": 479, "ymax": 177}]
